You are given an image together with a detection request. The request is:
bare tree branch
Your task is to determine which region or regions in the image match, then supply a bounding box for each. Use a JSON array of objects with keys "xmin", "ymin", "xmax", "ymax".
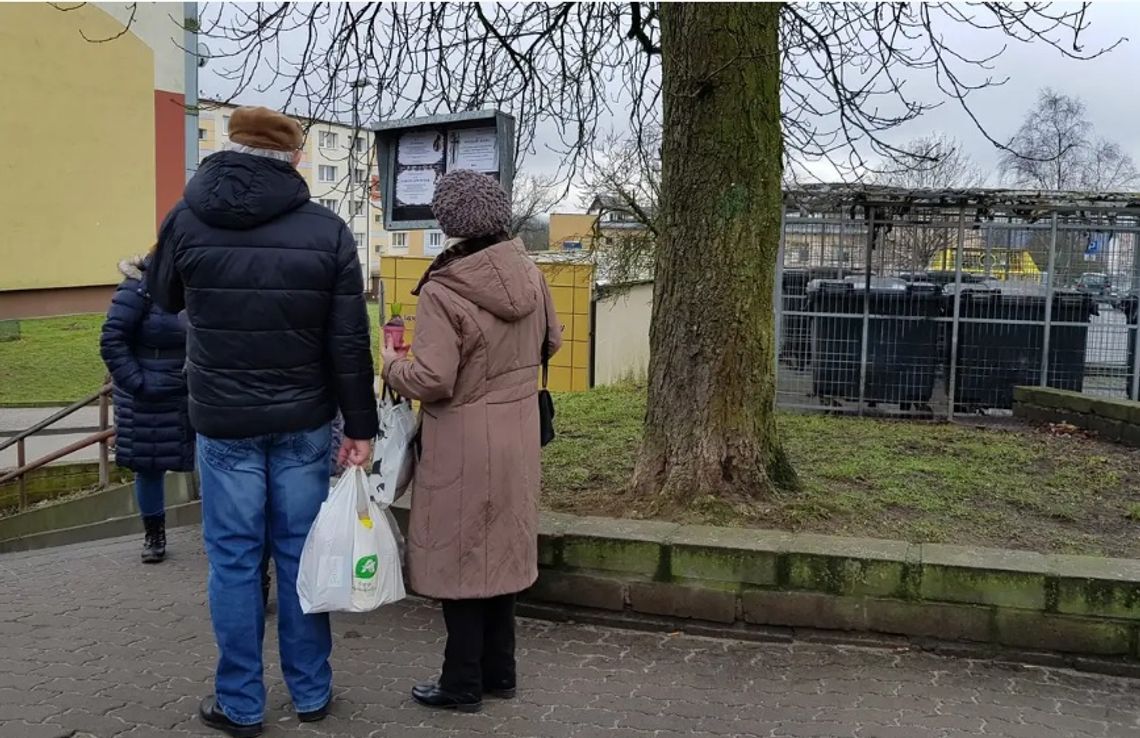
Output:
[{"xmin": 999, "ymin": 88, "xmax": 1139, "ymax": 191}]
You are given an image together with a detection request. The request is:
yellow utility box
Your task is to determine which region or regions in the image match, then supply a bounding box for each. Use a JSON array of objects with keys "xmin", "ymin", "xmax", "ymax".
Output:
[{"xmin": 379, "ymin": 256, "xmax": 594, "ymax": 392}]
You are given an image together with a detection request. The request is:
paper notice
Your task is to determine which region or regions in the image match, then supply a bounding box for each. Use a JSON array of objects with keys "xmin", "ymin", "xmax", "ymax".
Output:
[
  {"xmin": 398, "ymin": 130, "xmax": 445, "ymax": 166},
  {"xmin": 449, "ymin": 127, "xmax": 498, "ymax": 172},
  {"xmin": 395, "ymin": 169, "xmax": 438, "ymax": 206}
]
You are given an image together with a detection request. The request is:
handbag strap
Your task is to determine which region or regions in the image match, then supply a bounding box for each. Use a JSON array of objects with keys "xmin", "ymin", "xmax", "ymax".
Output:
[{"xmin": 540, "ymin": 295, "xmax": 550, "ymax": 390}]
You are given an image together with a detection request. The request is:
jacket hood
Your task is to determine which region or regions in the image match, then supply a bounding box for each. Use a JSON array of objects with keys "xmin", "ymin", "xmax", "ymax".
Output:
[
  {"xmin": 118, "ymin": 255, "xmax": 148, "ymax": 280},
  {"xmin": 184, "ymin": 150, "xmax": 310, "ymax": 230},
  {"xmin": 429, "ymin": 239, "xmax": 540, "ymax": 322}
]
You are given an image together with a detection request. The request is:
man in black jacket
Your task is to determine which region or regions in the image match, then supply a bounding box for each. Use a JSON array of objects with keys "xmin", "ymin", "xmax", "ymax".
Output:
[{"xmin": 150, "ymin": 106, "xmax": 378, "ymax": 738}]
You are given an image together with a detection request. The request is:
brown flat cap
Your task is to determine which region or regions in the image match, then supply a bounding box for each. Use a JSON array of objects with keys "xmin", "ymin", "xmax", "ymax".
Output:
[{"xmin": 228, "ymin": 106, "xmax": 303, "ymax": 152}]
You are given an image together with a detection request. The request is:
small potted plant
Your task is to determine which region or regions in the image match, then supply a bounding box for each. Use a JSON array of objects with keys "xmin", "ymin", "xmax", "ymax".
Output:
[{"xmin": 383, "ymin": 303, "xmax": 408, "ymax": 355}]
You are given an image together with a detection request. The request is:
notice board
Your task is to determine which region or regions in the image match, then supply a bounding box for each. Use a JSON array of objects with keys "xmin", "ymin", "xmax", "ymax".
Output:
[{"xmin": 374, "ymin": 110, "xmax": 516, "ymax": 231}]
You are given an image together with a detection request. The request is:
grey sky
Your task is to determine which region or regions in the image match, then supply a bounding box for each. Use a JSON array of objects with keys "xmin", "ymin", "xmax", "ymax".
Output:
[{"xmin": 844, "ymin": 2, "xmax": 1139, "ymax": 185}]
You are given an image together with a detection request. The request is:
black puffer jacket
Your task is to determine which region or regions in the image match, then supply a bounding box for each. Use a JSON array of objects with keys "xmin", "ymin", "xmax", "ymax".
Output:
[
  {"xmin": 150, "ymin": 151, "xmax": 378, "ymax": 441},
  {"xmin": 100, "ymin": 257, "xmax": 194, "ymax": 473}
]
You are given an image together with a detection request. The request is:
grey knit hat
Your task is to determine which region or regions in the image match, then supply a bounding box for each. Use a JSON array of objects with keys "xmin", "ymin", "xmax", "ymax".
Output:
[{"xmin": 431, "ymin": 169, "xmax": 512, "ymax": 239}]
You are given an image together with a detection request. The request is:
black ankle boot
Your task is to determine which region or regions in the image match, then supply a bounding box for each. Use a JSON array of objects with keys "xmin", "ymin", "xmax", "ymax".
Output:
[{"xmin": 141, "ymin": 514, "xmax": 166, "ymax": 564}]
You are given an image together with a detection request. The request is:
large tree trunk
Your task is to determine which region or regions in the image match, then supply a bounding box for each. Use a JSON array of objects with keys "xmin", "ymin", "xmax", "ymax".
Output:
[{"xmin": 633, "ymin": 3, "xmax": 797, "ymax": 502}]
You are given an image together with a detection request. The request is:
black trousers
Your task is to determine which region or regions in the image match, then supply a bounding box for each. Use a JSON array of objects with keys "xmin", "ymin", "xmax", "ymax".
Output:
[{"xmin": 440, "ymin": 594, "xmax": 517, "ymax": 697}]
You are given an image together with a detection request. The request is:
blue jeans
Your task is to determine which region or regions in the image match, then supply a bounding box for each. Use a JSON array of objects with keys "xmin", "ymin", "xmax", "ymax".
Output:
[
  {"xmin": 134, "ymin": 470, "xmax": 165, "ymax": 518},
  {"xmin": 198, "ymin": 424, "xmax": 333, "ymax": 726}
]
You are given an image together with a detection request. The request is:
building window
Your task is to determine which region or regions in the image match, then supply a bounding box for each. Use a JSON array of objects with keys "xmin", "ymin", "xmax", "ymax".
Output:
[
  {"xmin": 391, "ymin": 232, "xmax": 408, "ymax": 252},
  {"xmin": 319, "ymin": 131, "xmax": 338, "ymax": 149},
  {"xmin": 374, "ymin": 214, "xmax": 382, "ymax": 224},
  {"xmin": 354, "ymin": 136, "xmax": 366, "ymax": 152},
  {"xmin": 351, "ymin": 200, "xmax": 365, "ymax": 216},
  {"xmin": 354, "ymin": 232, "xmax": 365, "ymax": 247},
  {"xmin": 425, "ymin": 230, "xmax": 445, "ymax": 257},
  {"xmin": 222, "ymin": 115, "xmax": 230, "ymax": 135},
  {"xmin": 353, "ymin": 168, "xmax": 366, "ymax": 184},
  {"xmin": 319, "ymin": 198, "xmax": 338, "ymax": 213},
  {"xmin": 198, "ymin": 128, "xmax": 207, "ymax": 141},
  {"xmin": 318, "ymin": 165, "xmax": 337, "ymax": 183}
]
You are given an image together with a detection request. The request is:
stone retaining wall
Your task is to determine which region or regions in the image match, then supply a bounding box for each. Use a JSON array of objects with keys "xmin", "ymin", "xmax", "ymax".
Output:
[
  {"xmin": 504, "ymin": 513, "xmax": 1140, "ymax": 659},
  {"xmin": 1014, "ymin": 386, "xmax": 1140, "ymax": 447}
]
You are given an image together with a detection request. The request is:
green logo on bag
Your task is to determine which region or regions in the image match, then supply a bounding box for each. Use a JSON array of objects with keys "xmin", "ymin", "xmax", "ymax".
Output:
[{"xmin": 354, "ymin": 555, "xmax": 378, "ymax": 580}]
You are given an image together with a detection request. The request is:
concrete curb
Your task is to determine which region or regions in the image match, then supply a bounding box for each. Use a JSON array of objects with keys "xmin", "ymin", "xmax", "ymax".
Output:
[
  {"xmin": 8, "ymin": 489, "xmax": 1140, "ymax": 660},
  {"xmin": 1014, "ymin": 386, "xmax": 1140, "ymax": 446},
  {"xmin": 0, "ymin": 472, "xmax": 197, "ymax": 551},
  {"xmin": 519, "ymin": 513, "xmax": 1140, "ymax": 660}
]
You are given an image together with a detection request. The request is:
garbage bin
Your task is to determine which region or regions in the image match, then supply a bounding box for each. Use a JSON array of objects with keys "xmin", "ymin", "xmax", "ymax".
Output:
[
  {"xmin": 807, "ymin": 278, "xmax": 941, "ymax": 407},
  {"xmin": 945, "ymin": 285, "xmax": 1097, "ymax": 410},
  {"xmin": 781, "ymin": 267, "xmax": 850, "ymax": 369}
]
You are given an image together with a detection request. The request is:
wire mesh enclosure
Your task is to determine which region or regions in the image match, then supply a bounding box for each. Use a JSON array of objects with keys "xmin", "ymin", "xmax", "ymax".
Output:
[{"xmin": 775, "ymin": 186, "xmax": 1140, "ymax": 418}]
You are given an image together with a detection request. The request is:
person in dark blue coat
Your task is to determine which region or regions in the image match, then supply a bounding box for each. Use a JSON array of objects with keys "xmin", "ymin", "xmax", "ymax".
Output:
[{"xmin": 100, "ymin": 253, "xmax": 194, "ymax": 564}]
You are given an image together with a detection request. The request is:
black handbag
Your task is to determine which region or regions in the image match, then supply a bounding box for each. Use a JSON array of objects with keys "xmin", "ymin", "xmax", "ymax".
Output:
[{"xmin": 538, "ymin": 311, "xmax": 556, "ymax": 448}]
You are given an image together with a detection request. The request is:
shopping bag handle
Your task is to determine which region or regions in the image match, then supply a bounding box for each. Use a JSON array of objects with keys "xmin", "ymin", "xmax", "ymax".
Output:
[
  {"xmin": 381, "ymin": 382, "xmax": 407, "ymax": 405},
  {"xmin": 352, "ymin": 466, "xmax": 371, "ymax": 520}
]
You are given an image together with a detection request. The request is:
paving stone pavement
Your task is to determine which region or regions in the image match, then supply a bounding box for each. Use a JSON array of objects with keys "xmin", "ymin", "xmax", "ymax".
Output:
[{"xmin": 2, "ymin": 527, "xmax": 1140, "ymax": 738}]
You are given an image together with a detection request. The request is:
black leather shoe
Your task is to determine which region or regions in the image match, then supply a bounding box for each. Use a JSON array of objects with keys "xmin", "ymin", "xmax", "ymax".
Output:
[
  {"xmin": 484, "ymin": 678, "xmax": 517, "ymax": 699},
  {"xmin": 298, "ymin": 696, "xmax": 332, "ymax": 723},
  {"xmin": 411, "ymin": 683, "xmax": 482, "ymax": 713},
  {"xmin": 198, "ymin": 697, "xmax": 263, "ymax": 738}
]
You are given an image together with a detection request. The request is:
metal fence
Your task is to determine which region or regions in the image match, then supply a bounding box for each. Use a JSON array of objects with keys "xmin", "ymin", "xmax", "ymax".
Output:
[{"xmin": 775, "ymin": 186, "xmax": 1140, "ymax": 419}]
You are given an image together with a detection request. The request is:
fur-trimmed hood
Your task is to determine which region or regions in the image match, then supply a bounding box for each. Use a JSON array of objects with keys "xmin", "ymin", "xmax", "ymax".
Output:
[{"xmin": 118, "ymin": 255, "xmax": 148, "ymax": 281}]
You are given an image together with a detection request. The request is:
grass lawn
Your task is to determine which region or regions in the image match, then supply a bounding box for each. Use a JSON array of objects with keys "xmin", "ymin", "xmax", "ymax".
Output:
[
  {"xmin": 1, "ymin": 308, "xmax": 387, "ymax": 406},
  {"xmin": 0, "ymin": 314, "xmax": 107, "ymax": 405},
  {"xmin": 543, "ymin": 384, "xmax": 1140, "ymax": 557},
  {"xmin": 8, "ymin": 315, "xmax": 1140, "ymax": 557}
]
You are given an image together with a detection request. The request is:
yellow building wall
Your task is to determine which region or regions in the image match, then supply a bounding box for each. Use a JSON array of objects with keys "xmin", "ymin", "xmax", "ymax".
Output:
[
  {"xmin": 0, "ymin": 4, "xmax": 156, "ymax": 291},
  {"xmin": 548, "ymin": 213, "xmax": 599, "ymax": 251},
  {"xmin": 380, "ymin": 257, "xmax": 593, "ymax": 392}
]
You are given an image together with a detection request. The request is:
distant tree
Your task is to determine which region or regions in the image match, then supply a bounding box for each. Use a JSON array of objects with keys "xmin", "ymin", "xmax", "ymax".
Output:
[
  {"xmin": 580, "ymin": 129, "xmax": 660, "ymax": 285},
  {"xmin": 1000, "ymin": 89, "xmax": 1138, "ymax": 191},
  {"xmin": 510, "ymin": 174, "xmax": 561, "ymax": 251},
  {"xmin": 876, "ymin": 134, "xmax": 985, "ymax": 272}
]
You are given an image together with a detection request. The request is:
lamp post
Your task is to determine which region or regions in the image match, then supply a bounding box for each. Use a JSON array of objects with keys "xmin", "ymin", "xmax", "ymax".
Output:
[{"xmin": 350, "ymin": 77, "xmax": 372, "ymax": 292}]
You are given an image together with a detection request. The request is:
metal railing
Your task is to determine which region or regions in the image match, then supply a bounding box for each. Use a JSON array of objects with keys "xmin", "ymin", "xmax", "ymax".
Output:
[{"xmin": 0, "ymin": 379, "xmax": 115, "ymax": 511}]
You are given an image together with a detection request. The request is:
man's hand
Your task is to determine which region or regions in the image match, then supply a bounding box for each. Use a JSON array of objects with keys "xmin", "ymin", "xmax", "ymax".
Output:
[{"xmin": 338, "ymin": 437, "xmax": 373, "ymax": 468}]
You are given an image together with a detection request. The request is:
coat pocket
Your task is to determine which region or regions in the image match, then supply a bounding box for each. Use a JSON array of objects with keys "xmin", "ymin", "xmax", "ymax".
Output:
[{"xmin": 415, "ymin": 410, "xmax": 463, "ymax": 491}]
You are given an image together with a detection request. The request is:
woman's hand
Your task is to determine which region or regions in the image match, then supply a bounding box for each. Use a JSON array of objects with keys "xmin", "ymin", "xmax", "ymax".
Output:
[{"xmin": 381, "ymin": 335, "xmax": 404, "ymax": 370}]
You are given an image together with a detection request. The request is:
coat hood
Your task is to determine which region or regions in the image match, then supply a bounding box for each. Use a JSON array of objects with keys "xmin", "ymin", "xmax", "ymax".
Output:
[
  {"xmin": 118, "ymin": 255, "xmax": 148, "ymax": 281},
  {"xmin": 183, "ymin": 150, "xmax": 310, "ymax": 230},
  {"xmin": 429, "ymin": 239, "xmax": 540, "ymax": 322}
]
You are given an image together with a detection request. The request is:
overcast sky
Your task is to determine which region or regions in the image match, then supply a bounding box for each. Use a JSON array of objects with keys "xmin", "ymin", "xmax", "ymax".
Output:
[
  {"xmin": 851, "ymin": 2, "xmax": 1140, "ymax": 186},
  {"xmin": 200, "ymin": 2, "xmax": 1139, "ymax": 204}
]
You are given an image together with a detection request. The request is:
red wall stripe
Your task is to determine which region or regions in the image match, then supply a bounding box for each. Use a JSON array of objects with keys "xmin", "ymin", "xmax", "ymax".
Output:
[{"xmin": 154, "ymin": 90, "xmax": 185, "ymax": 233}]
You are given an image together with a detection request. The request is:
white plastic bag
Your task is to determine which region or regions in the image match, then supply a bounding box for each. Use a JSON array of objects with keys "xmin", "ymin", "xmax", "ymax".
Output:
[
  {"xmin": 297, "ymin": 467, "xmax": 406, "ymax": 614},
  {"xmin": 377, "ymin": 389, "xmax": 419, "ymax": 499}
]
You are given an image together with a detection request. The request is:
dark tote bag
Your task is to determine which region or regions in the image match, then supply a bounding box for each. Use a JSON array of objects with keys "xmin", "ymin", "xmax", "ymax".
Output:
[{"xmin": 539, "ymin": 308, "xmax": 556, "ymax": 447}]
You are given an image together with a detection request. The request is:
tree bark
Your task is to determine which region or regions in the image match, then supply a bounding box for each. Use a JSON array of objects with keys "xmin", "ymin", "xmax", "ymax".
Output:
[{"xmin": 633, "ymin": 2, "xmax": 797, "ymax": 502}]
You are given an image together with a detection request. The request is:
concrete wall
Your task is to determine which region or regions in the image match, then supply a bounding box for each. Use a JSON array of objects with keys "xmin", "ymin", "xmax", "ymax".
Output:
[
  {"xmin": 1014, "ymin": 387, "xmax": 1140, "ymax": 446},
  {"xmin": 594, "ymin": 283, "xmax": 653, "ymax": 386},
  {"xmin": 0, "ymin": 3, "xmax": 189, "ymax": 318},
  {"xmin": 549, "ymin": 213, "xmax": 598, "ymax": 251}
]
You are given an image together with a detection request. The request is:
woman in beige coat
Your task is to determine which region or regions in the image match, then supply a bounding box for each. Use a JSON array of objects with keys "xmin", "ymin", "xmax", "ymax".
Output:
[{"xmin": 382, "ymin": 169, "xmax": 562, "ymax": 713}]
